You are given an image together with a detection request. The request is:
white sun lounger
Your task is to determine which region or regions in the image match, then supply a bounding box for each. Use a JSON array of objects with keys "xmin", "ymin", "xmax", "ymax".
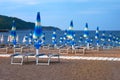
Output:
[
  {"xmin": 11, "ymin": 53, "xmax": 35, "ymax": 65},
  {"xmin": 10, "ymin": 46, "xmax": 35, "ymax": 65},
  {"xmin": 36, "ymin": 53, "xmax": 60, "ymax": 65}
]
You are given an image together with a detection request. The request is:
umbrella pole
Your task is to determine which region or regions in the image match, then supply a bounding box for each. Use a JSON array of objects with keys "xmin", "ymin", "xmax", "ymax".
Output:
[
  {"xmin": 14, "ymin": 45, "xmax": 16, "ymax": 54},
  {"xmin": 87, "ymin": 43, "xmax": 90, "ymax": 50},
  {"xmin": 97, "ymin": 43, "xmax": 99, "ymax": 50},
  {"xmin": 36, "ymin": 49, "xmax": 39, "ymax": 55},
  {"xmin": 14, "ymin": 45, "xmax": 16, "ymax": 47}
]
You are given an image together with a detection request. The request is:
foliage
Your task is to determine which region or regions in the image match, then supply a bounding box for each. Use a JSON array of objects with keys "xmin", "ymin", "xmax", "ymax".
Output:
[{"xmin": 0, "ymin": 15, "xmax": 60, "ymax": 31}]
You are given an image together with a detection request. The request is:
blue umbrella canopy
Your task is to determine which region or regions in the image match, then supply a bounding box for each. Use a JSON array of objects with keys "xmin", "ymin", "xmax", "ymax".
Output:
[
  {"xmin": 67, "ymin": 20, "xmax": 74, "ymax": 40},
  {"xmin": 83, "ymin": 23, "xmax": 90, "ymax": 49},
  {"xmin": 52, "ymin": 30, "xmax": 56, "ymax": 40},
  {"xmin": 66, "ymin": 20, "xmax": 76, "ymax": 47},
  {"xmin": 108, "ymin": 33, "xmax": 112, "ymax": 42},
  {"xmin": 52, "ymin": 30, "xmax": 57, "ymax": 46},
  {"xmin": 101, "ymin": 31, "xmax": 106, "ymax": 46},
  {"xmin": 95, "ymin": 27, "xmax": 99, "ymax": 46},
  {"xmin": 101, "ymin": 31, "xmax": 105, "ymax": 41},
  {"xmin": 95, "ymin": 27, "xmax": 99, "ymax": 39},
  {"xmin": 10, "ymin": 20, "xmax": 16, "ymax": 41},
  {"xmin": 83, "ymin": 23, "xmax": 89, "ymax": 38},
  {"xmin": 115, "ymin": 37, "xmax": 119, "ymax": 46},
  {"xmin": 10, "ymin": 20, "xmax": 17, "ymax": 45},
  {"xmin": 113, "ymin": 35, "xmax": 119, "ymax": 46},
  {"xmin": 33, "ymin": 12, "xmax": 42, "ymax": 40},
  {"xmin": 79, "ymin": 36, "xmax": 83, "ymax": 43},
  {"xmin": 108, "ymin": 33, "xmax": 113, "ymax": 46},
  {"xmin": 29, "ymin": 31, "xmax": 33, "ymax": 39},
  {"xmin": 63, "ymin": 30, "xmax": 67, "ymax": 39},
  {"xmin": 28, "ymin": 31, "xmax": 33, "ymax": 44},
  {"xmin": 63, "ymin": 30, "xmax": 67, "ymax": 45},
  {"xmin": 41, "ymin": 33, "xmax": 45, "ymax": 44},
  {"xmin": 23, "ymin": 34, "xmax": 29, "ymax": 45},
  {"xmin": 33, "ymin": 12, "xmax": 43, "ymax": 49},
  {"xmin": 59, "ymin": 36, "xmax": 63, "ymax": 44},
  {"xmin": 0, "ymin": 34, "xmax": 4, "ymax": 43},
  {"xmin": 83, "ymin": 23, "xmax": 89, "ymax": 44}
]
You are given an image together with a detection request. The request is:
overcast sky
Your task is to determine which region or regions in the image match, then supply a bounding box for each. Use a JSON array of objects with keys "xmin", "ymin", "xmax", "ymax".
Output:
[{"xmin": 0, "ymin": 0, "xmax": 120, "ymax": 30}]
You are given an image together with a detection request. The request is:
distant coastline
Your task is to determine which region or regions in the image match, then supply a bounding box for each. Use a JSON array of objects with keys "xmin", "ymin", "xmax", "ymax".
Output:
[
  {"xmin": 0, "ymin": 15, "xmax": 61, "ymax": 31},
  {"xmin": 0, "ymin": 29, "xmax": 9, "ymax": 32}
]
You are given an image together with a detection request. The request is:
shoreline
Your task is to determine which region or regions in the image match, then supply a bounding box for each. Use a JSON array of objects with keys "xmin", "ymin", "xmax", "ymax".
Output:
[{"xmin": 0, "ymin": 29, "xmax": 9, "ymax": 32}]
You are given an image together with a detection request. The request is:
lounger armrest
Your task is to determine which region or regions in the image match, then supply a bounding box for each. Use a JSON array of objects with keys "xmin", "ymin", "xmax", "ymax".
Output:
[
  {"xmin": 48, "ymin": 53, "xmax": 59, "ymax": 57},
  {"xmin": 36, "ymin": 53, "xmax": 47, "ymax": 57},
  {"xmin": 10, "ymin": 53, "xmax": 20, "ymax": 57}
]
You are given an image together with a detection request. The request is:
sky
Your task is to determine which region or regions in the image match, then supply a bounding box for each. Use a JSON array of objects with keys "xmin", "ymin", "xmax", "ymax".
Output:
[{"xmin": 0, "ymin": 0, "xmax": 120, "ymax": 30}]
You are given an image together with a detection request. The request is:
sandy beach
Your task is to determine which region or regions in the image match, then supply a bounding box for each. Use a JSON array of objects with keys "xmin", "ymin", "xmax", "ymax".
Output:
[
  {"xmin": 0, "ymin": 0, "xmax": 120, "ymax": 80},
  {"xmin": 0, "ymin": 48, "xmax": 120, "ymax": 80},
  {"xmin": 0, "ymin": 57, "xmax": 120, "ymax": 80}
]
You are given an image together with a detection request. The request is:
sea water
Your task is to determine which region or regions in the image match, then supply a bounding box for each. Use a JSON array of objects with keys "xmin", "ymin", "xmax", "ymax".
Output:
[{"xmin": 0, "ymin": 30, "xmax": 120, "ymax": 46}]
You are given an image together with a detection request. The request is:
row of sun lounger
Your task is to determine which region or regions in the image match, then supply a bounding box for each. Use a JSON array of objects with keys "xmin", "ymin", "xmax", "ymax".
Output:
[
  {"xmin": 0, "ymin": 44, "xmax": 86, "ymax": 54},
  {"xmin": 8, "ymin": 44, "xmax": 87, "ymax": 65},
  {"xmin": 11, "ymin": 52, "xmax": 60, "ymax": 65},
  {"xmin": 1, "ymin": 44, "xmax": 117, "ymax": 65},
  {"xmin": 1, "ymin": 44, "xmax": 117, "ymax": 55},
  {"xmin": 10, "ymin": 45, "xmax": 60, "ymax": 65},
  {"xmin": 41, "ymin": 45, "xmax": 87, "ymax": 55}
]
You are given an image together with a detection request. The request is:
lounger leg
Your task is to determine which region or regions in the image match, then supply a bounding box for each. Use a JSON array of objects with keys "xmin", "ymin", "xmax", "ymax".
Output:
[
  {"xmin": 36, "ymin": 56, "xmax": 50, "ymax": 65},
  {"xmin": 36, "ymin": 57, "xmax": 39, "ymax": 65},
  {"xmin": 50, "ymin": 54, "xmax": 60, "ymax": 63},
  {"xmin": 83, "ymin": 48, "xmax": 86, "ymax": 55},
  {"xmin": 11, "ymin": 57, "xmax": 14, "ymax": 64},
  {"xmin": 21, "ymin": 56, "xmax": 24, "ymax": 65},
  {"xmin": 58, "ymin": 55, "xmax": 60, "ymax": 62},
  {"xmin": 48, "ymin": 57, "xmax": 51, "ymax": 65},
  {"xmin": 26, "ymin": 56, "xmax": 28, "ymax": 62},
  {"xmin": 11, "ymin": 56, "xmax": 24, "ymax": 65}
]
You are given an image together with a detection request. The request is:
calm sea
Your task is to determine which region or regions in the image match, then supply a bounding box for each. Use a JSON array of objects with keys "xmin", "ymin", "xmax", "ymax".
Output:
[{"xmin": 0, "ymin": 30, "xmax": 120, "ymax": 46}]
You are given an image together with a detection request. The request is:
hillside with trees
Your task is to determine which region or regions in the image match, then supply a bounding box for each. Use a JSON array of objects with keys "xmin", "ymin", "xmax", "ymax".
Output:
[{"xmin": 0, "ymin": 15, "xmax": 60, "ymax": 31}]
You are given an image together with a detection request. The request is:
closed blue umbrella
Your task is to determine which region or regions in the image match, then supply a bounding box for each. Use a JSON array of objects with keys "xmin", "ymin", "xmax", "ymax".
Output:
[
  {"xmin": 66, "ymin": 20, "xmax": 75, "ymax": 49},
  {"xmin": 113, "ymin": 36, "xmax": 119, "ymax": 47},
  {"xmin": 33, "ymin": 12, "xmax": 42, "ymax": 54},
  {"xmin": 16, "ymin": 35, "xmax": 19, "ymax": 43},
  {"xmin": 66, "ymin": 21, "xmax": 73, "ymax": 44},
  {"xmin": 83, "ymin": 23, "xmax": 89, "ymax": 49},
  {"xmin": 95, "ymin": 27, "xmax": 99, "ymax": 47},
  {"xmin": 119, "ymin": 39, "xmax": 120, "ymax": 46},
  {"xmin": 63, "ymin": 30, "xmax": 67, "ymax": 45},
  {"xmin": 83, "ymin": 23, "xmax": 89, "ymax": 38},
  {"xmin": 10, "ymin": 20, "xmax": 17, "ymax": 47},
  {"xmin": 112, "ymin": 35, "xmax": 116, "ymax": 47},
  {"xmin": 72, "ymin": 31, "xmax": 75, "ymax": 47},
  {"xmin": 67, "ymin": 20, "xmax": 74, "ymax": 40},
  {"xmin": 59, "ymin": 36, "xmax": 63, "ymax": 44},
  {"xmin": 28, "ymin": 31, "xmax": 33, "ymax": 44},
  {"xmin": 79, "ymin": 36, "xmax": 83, "ymax": 46},
  {"xmin": 115, "ymin": 37, "xmax": 119, "ymax": 46},
  {"xmin": 101, "ymin": 31, "xmax": 106, "ymax": 46},
  {"xmin": 108, "ymin": 33, "xmax": 113, "ymax": 46},
  {"xmin": 117, "ymin": 37, "xmax": 120, "ymax": 46},
  {"xmin": 52, "ymin": 30, "xmax": 57, "ymax": 47},
  {"xmin": 23, "ymin": 34, "xmax": 29, "ymax": 46},
  {"xmin": 0, "ymin": 34, "xmax": 4, "ymax": 43},
  {"xmin": 33, "ymin": 12, "xmax": 42, "ymax": 40}
]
